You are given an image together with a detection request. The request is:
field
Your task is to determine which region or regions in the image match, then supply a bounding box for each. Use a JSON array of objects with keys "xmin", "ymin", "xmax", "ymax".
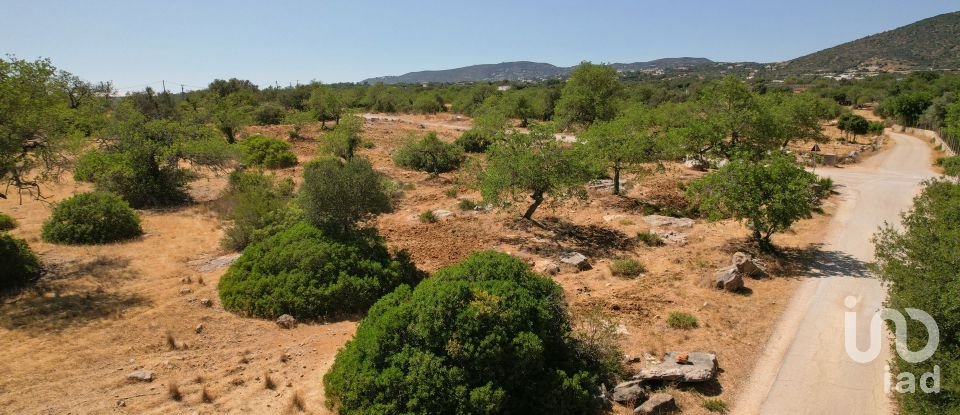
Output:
[{"xmin": 0, "ymin": 114, "xmax": 838, "ymax": 414}]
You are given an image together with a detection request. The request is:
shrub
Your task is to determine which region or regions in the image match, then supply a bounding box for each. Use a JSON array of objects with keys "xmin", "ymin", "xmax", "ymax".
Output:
[
  {"xmin": 218, "ymin": 223, "xmax": 422, "ymax": 319},
  {"xmin": 0, "ymin": 233, "xmax": 42, "ymax": 291},
  {"xmin": 0, "ymin": 213, "xmax": 16, "ymax": 231},
  {"xmin": 42, "ymin": 192, "xmax": 142, "ymax": 244},
  {"xmin": 239, "ymin": 135, "xmax": 297, "ymax": 169},
  {"xmin": 300, "ymin": 157, "xmax": 392, "ymax": 235},
  {"xmin": 636, "ymin": 231, "xmax": 664, "ymax": 247},
  {"xmin": 324, "ymin": 251, "xmax": 611, "ymax": 415},
  {"xmin": 216, "ymin": 171, "xmax": 296, "ymax": 251},
  {"xmin": 254, "ymin": 102, "xmax": 286, "ymax": 125},
  {"xmin": 325, "ymin": 113, "xmax": 363, "ymax": 160},
  {"xmin": 666, "ymin": 312, "xmax": 698, "ymax": 329},
  {"xmin": 703, "ymin": 399, "xmax": 729, "ymax": 413},
  {"xmin": 454, "ymin": 128, "xmax": 491, "ymax": 153},
  {"xmin": 457, "ymin": 199, "xmax": 479, "ymax": 211},
  {"xmin": 418, "ymin": 210, "xmax": 437, "ymax": 223},
  {"xmin": 942, "ymin": 156, "xmax": 960, "ymax": 177},
  {"xmin": 610, "ymin": 258, "xmax": 645, "ymax": 277},
  {"xmin": 874, "ymin": 180, "xmax": 960, "ymax": 413},
  {"xmin": 74, "ymin": 148, "xmax": 191, "ymax": 208},
  {"xmin": 393, "ymin": 132, "xmax": 464, "ymax": 174}
]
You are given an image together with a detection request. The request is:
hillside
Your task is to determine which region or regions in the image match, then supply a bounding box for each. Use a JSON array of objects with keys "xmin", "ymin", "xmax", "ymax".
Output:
[
  {"xmin": 362, "ymin": 57, "xmax": 714, "ymax": 84},
  {"xmin": 780, "ymin": 11, "xmax": 960, "ymax": 73}
]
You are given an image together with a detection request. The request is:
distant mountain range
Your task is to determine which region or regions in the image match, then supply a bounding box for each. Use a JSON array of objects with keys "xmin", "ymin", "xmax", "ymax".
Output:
[
  {"xmin": 362, "ymin": 58, "xmax": 713, "ymax": 84},
  {"xmin": 362, "ymin": 11, "xmax": 960, "ymax": 84}
]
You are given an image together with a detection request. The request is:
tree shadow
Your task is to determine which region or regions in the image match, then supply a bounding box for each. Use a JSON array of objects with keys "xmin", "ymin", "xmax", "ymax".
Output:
[
  {"xmin": 505, "ymin": 216, "xmax": 636, "ymax": 258},
  {"xmin": 0, "ymin": 290, "xmax": 150, "ymax": 333},
  {"xmin": 775, "ymin": 244, "xmax": 872, "ymax": 279}
]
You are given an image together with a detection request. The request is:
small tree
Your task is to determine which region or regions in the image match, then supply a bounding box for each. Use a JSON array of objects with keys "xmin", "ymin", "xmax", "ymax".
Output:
[
  {"xmin": 838, "ymin": 113, "xmax": 869, "ymax": 143},
  {"xmin": 216, "ymin": 170, "xmax": 296, "ymax": 251},
  {"xmin": 239, "ymin": 135, "xmax": 297, "ymax": 169},
  {"xmin": 579, "ymin": 106, "xmax": 675, "ymax": 195},
  {"xmin": 308, "ymin": 85, "xmax": 342, "ymax": 129},
  {"xmin": 481, "ymin": 123, "xmax": 590, "ymax": 220},
  {"xmin": 554, "ymin": 62, "xmax": 622, "ymax": 128},
  {"xmin": 393, "ymin": 132, "xmax": 464, "ymax": 174},
  {"xmin": 324, "ymin": 113, "xmax": 363, "ymax": 160},
  {"xmin": 686, "ymin": 151, "xmax": 820, "ymax": 248},
  {"xmin": 300, "ymin": 157, "xmax": 392, "ymax": 235}
]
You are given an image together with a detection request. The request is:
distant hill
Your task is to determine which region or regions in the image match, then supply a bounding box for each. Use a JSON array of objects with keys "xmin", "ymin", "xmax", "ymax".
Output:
[
  {"xmin": 779, "ymin": 11, "xmax": 960, "ymax": 73},
  {"xmin": 362, "ymin": 58, "xmax": 714, "ymax": 84}
]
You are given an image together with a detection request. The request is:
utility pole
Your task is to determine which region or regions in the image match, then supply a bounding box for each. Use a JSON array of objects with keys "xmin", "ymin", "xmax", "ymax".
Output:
[
  {"xmin": 162, "ymin": 80, "xmax": 166, "ymax": 93},
  {"xmin": 180, "ymin": 84, "xmax": 185, "ymax": 95}
]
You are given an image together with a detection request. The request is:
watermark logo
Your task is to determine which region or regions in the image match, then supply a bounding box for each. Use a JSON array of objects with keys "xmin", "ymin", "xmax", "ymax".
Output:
[{"xmin": 843, "ymin": 295, "xmax": 941, "ymax": 394}]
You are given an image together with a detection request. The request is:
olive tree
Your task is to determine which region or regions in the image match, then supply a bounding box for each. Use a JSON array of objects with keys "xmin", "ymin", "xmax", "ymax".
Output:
[
  {"xmin": 686, "ymin": 151, "xmax": 821, "ymax": 248},
  {"xmin": 554, "ymin": 62, "xmax": 622, "ymax": 128},
  {"xmin": 481, "ymin": 123, "xmax": 591, "ymax": 220}
]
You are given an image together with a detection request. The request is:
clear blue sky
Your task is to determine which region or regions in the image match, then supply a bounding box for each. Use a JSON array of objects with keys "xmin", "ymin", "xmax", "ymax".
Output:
[{"xmin": 2, "ymin": 0, "xmax": 956, "ymax": 92}]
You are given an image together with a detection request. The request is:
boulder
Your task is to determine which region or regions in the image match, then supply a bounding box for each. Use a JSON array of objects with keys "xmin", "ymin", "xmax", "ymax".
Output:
[
  {"xmin": 199, "ymin": 298, "xmax": 213, "ymax": 307},
  {"xmin": 559, "ymin": 252, "xmax": 591, "ymax": 271},
  {"xmin": 653, "ymin": 230, "xmax": 688, "ymax": 246},
  {"xmin": 714, "ymin": 267, "xmax": 744, "ymax": 292},
  {"xmin": 611, "ymin": 380, "xmax": 646, "ymax": 404},
  {"xmin": 635, "ymin": 352, "xmax": 718, "ymax": 383},
  {"xmin": 634, "ymin": 393, "xmax": 677, "ymax": 414},
  {"xmin": 276, "ymin": 314, "xmax": 297, "ymax": 329},
  {"xmin": 534, "ymin": 260, "xmax": 561, "ymax": 276},
  {"xmin": 732, "ymin": 252, "xmax": 766, "ymax": 278},
  {"xmin": 642, "ymin": 215, "xmax": 694, "ymax": 229},
  {"xmin": 432, "ymin": 209, "xmax": 454, "ymax": 219},
  {"xmin": 684, "ymin": 158, "xmax": 707, "ymax": 171},
  {"xmin": 126, "ymin": 369, "xmax": 154, "ymax": 382}
]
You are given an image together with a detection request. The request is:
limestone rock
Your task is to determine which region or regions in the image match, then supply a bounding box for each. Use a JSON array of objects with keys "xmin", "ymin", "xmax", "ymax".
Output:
[
  {"xmin": 127, "ymin": 369, "xmax": 154, "ymax": 382},
  {"xmin": 634, "ymin": 393, "xmax": 677, "ymax": 414},
  {"xmin": 534, "ymin": 260, "xmax": 561, "ymax": 276},
  {"xmin": 276, "ymin": 314, "xmax": 297, "ymax": 329},
  {"xmin": 732, "ymin": 252, "xmax": 766, "ymax": 278},
  {"xmin": 714, "ymin": 267, "xmax": 744, "ymax": 292},
  {"xmin": 559, "ymin": 252, "xmax": 591, "ymax": 271},
  {"xmin": 642, "ymin": 215, "xmax": 694, "ymax": 229},
  {"xmin": 635, "ymin": 352, "xmax": 718, "ymax": 383},
  {"xmin": 611, "ymin": 380, "xmax": 646, "ymax": 404}
]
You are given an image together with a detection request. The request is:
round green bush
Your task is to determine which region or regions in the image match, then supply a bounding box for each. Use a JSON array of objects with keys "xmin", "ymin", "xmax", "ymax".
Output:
[
  {"xmin": 218, "ymin": 223, "xmax": 422, "ymax": 319},
  {"xmin": 42, "ymin": 192, "xmax": 143, "ymax": 244},
  {"xmin": 393, "ymin": 132, "xmax": 464, "ymax": 174},
  {"xmin": 240, "ymin": 135, "xmax": 298, "ymax": 169},
  {"xmin": 323, "ymin": 251, "xmax": 607, "ymax": 415},
  {"xmin": 942, "ymin": 156, "xmax": 960, "ymax": 178},
  {"xmin": 454, "ymin": 128, "xmax": 491, "ymax": 153},
  {"xmin": 0, "ymin": 212, "xmax": 16, "ymax": 231},
  {"xmin": 0, "ymin": 233, "xmax": 42, "ymax": 291}
]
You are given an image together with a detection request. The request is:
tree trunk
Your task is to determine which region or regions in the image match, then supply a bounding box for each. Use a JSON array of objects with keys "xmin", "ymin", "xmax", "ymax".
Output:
[
  {"xmin": 612, "ymin": 164, "xmax": 621, "ymax": 195},
  {"xmin": 523, "ymin": 191, "xmax": 544, "ymax": 220}
]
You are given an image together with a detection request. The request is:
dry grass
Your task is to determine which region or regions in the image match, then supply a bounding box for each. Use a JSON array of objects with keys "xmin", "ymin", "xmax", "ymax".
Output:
[
  {"xmin": 282, "ymin": 390, "xmax": 306, "ymax": 414},
  {"xmin": 200, "ymin": 385, "xmax": 214, "ymax": 404},
  {"xmin": 167, "ymin": 380, "xmax": 182, "ymax": 401},
  {"xmin": 165, "ymin": 331, "xmax": 177, "ymax": 350},
  {"xmin": 264, "ymin": 372, "xmax": 276, "ymax": 390}
]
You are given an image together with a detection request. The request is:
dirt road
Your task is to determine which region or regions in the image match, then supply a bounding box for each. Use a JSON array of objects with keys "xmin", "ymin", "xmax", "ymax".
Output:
[{"xmin": 734, "ymin": 132, "xmax": 938, "ymax": 414}]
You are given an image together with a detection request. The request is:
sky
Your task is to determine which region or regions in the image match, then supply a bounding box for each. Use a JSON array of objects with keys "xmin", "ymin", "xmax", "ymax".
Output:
[{"xmin": 2, "ymin": 0, "xmax": 957, "ymax": 92}]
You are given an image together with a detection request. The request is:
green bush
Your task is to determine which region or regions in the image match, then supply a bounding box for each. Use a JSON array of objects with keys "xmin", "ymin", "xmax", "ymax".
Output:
[
  {"xmin": 942, "ymin": 156, "xmax": 960, "ymax": 177},
  {"xmin": 216, "ymin": 171, "xmax": 296, "ymax": 251},
  {"xmin": 418, "ymin": 210, "xmax": 437, "ymax": 223},
  {"xmin": 454, "ymin": 128, "xmax": 491, "ymax": 153},
  {"xmin": 457, "ymin": 198, "xmax": 479, "ymax": 211},
  {"xmin": 253, "ymin": 102, "xmax": 286, "ymax": 125},
  {"xmin": 42, "ymin": 192, "xmax": 142, "ymax": 244},
  {"xmin": 874, "ymin": 180, "xmax": 960, "ymax": 413},
  {"xmin": 393, "ymin": 132, "xmax": 464, "ymax": 174},
  {"xmin": 324, "ymin": 251, "xmax": 611, "ymax": 415},
  {"xmin": 218, "ymin": 223, "xmax": 422, "ymax": 319},
  {"xmin": 610, "ymin": 258, "xmax": 645, "ymax": 277},
  {"xmin": 0, "ymin": 213, "xmax": 16, "ymax": 231},
  {"xmin": 0, "ymin": 233, "xmax": 42, "ymax": 291},
  {"xmin": 636, "ymin": 231, "xmax": 664, "ymax": 247},
  {"xmin": 74, "ymin": 148, "xmax": 191, "ymax": 208},
  {"xmin": 702, "ymin": 398, "xmax": 729, "ymax": 413},
  {"xmin": 301, "ymin": 157, "xmax": 392, "ymax": 235},
  {"xmin": 239, "ymin": 135, "xmax": 297, "ymax": 169},
  {"xmin": 666, "ymin": 311, "xmax": 698, "ymax": 329}
]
